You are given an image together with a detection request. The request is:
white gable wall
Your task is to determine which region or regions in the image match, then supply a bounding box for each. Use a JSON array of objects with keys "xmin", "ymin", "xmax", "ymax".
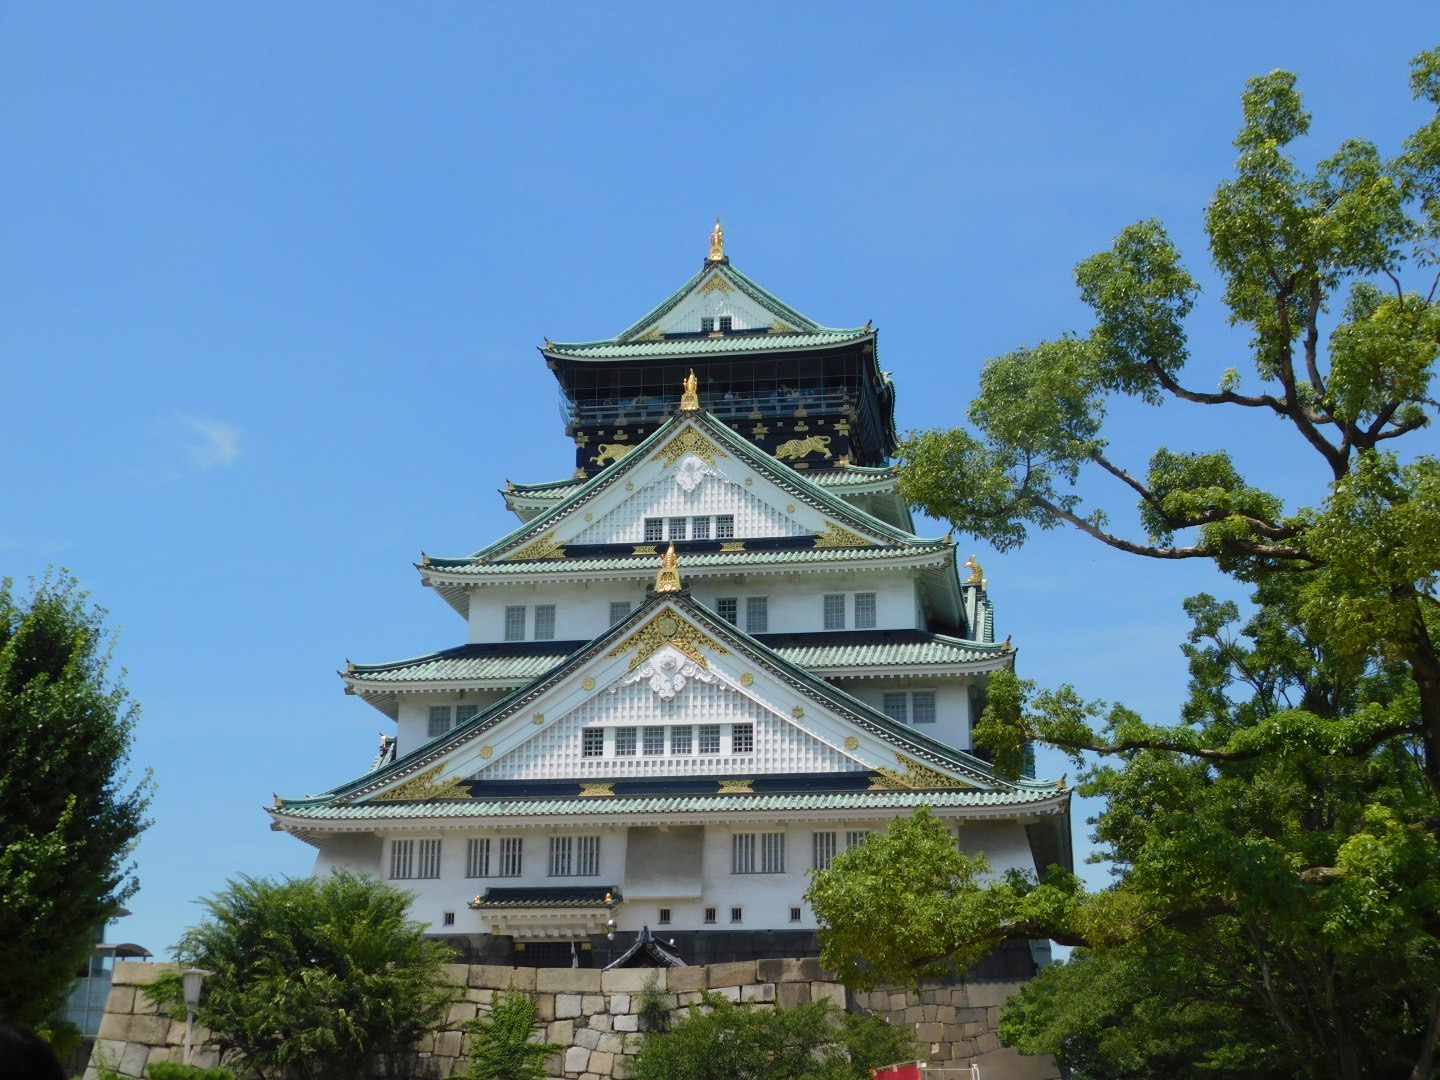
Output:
[
  {"xmin": 834, "ymin": 680, "xmax": 974, "ymax": 752},
  {"xmin": 572, "ymin": 468, "xmax": 806, "ymax": 546}
]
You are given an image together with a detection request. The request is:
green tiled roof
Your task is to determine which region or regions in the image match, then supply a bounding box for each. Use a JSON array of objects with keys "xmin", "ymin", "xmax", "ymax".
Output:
[
  {"xmin": 424, "ymin": 543, "xmax": 947, "ymax": 576},
  {"xmin": 276, "ymin": 787, "xmax": 1066, "ymax": 821},
  {"xmin": 767, "ymin": 631, "xmax": 1005, "ymax": 668},
  {"xmin": 348, "ymin": 642, "xmax": 587, "ymax": 683},
  {"xmin": 544, "ymin": 330, "xmax": 871, "ymax": 360},
  {"xmin": 507, "ymin": 465, "xmax": 896, "ymax": 503}
]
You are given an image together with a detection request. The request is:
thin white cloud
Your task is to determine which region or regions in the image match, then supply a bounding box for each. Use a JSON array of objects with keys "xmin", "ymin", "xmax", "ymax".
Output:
[{"xmin": 175, "ymin": 414, "xmax": 242, "ymax": 470}]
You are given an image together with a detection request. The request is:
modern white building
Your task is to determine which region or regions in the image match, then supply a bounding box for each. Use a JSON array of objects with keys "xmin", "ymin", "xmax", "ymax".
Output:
[{"xmin": 270, "ymin": 227, "xmax": 1070, "ymax": 971}]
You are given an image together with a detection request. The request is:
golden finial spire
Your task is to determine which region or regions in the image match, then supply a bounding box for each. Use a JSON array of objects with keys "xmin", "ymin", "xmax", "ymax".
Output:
[
  {"xmin": 707, "ymin": 218, "xmax": 725, "ymax": 263},
  {"xmin": 654, "ymin": 542, "xmax": 682, "ymax": 592},
  {"xmin": 680, "ymin": 369, "xmax": 700, "ymax": 411}
]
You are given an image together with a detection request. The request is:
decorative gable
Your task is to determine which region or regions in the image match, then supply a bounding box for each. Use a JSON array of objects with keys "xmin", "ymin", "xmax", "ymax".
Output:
[{"xmin": 630, "ymin": 268, "xmax": 802, "ymax": 340}]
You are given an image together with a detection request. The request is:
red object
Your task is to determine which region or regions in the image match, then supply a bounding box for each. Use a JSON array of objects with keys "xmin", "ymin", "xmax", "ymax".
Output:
[{"xmin": 872, "ymin": 1064, "xmax": 924, "ymax": 1080}]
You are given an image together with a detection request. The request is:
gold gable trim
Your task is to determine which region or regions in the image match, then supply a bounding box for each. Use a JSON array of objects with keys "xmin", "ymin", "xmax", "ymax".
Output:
[
  {"xmin": 813, "ymin": 521, "xmax": 877, "ymax": 549},
  {"xmin": 506, "ymin": 532, "xmax": 565, "ymax": 561},
  {"xmin": 608, "ymin": 610, "xmax": 728, "ymax": 670},
  {"xmin": 869, "ymin": 753, "xmax": 974, "ymax": 791},
  {"xmin": 718, "ymin": 779, "xmax": 754, "ymax": 793},
  {"xmin": 699, "ymin": 273, "xmax": 733, "ymax": 295},
  {"xmin": 375, "ymin": 764, "xmax": 472, "ymax": 802},
  {"xmin": 659, "ymin": 428, "xmax": 728, "ymax": 467},
  {"xmin": 580, "ymin": 783, "xmax": 616, "ymax": 797}
]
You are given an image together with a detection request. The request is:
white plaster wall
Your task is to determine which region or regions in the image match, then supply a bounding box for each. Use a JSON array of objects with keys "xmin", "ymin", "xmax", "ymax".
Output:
[
  {"xmin": 395, "ymin": 690, "xmax": 508, "ymax": 755},
  {"xmin": 834, "ymin": 680, "xmax": 973, "ymax": 752},
  {"xmin": 958, "ymin": 819, "xmax": 1038, "ymax": 877},
  {"xmin": 466, "ymin": 581, "xmax": 650, "ymax": 644}
]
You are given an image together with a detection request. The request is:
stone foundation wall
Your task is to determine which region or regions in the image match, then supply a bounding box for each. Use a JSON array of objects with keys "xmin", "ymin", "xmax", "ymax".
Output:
[{"xmin": 86, "ymin": 960, "xmax": 1057, "ymax": 1080}]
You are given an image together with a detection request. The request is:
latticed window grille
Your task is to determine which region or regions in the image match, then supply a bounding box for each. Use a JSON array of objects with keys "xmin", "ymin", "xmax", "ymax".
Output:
[
  {"xmin": 549, "ymin": 836, "xmax": 572, "ymax": 877},
  {"xmin": 389, "ymin": 839, "xmax": 414, "ymax": 879},
  {"xmin": 855, "ymin": 592, "xmax": 877, "ymax": 628},
  {"xmin": 670, "ymin": 725, "xmax": 693, "ymax": 755},
  {"xmin": 576, "ymin": 835, "xmax": 600, "ymax": 876},
  {"xmin": 716, "ymin": 514, "xmax": 735, "ymax": 539},
  {"xmin": 574, "ymin": 478, "xmax": 801, "ymax": 547},
  {"xmin": 731, "ymin": 723, "xmax": 754, "ymax": 754},
  {"xmin": 417, "ymin": 839, "xmax": 441, "ymax": 879},
  {"xmin": 911, "ymin": 691, "xmax": 937, "ymax": 724},
  {"xmin": 704, "ymin": 907, "xmax": 717, "ymax": 923},
  {"xmin": 455, "ymin": 701, "xmax": 478, "ymax": 724},
  {"xmin": 692, "ymin": 516, "xmax": 712, "ymax": 540},
  {"xmin": 732, "ymin": 833, "xmax": 756, "ymax": 874},
  {"xmin": 609, "ymin": 601, "xmax": 632, "ymax": 624},
  {"xmin": 582, "ymin": 728, "xmax": 604, "ymax": 757},
  {"xmin": 498, "ymin": 837, "xmax": 523, "ymax": 877},
  {"xmin": 615, "ymin": 727, "xmax": 637, "ymax": 756},
  {"xmin": 466, "ymin": 838, "xmax": 490, "ymax": 878},
  {"xmin": 846, "ymin": 830, "xmax": 872, "ymax": 850},
  {"xmin": 643, "ymin": 726, "xmax": 665, "ymax": 755},
  {"xmin": 698, "ymin": 724, "xmax": 721, "ymax": 754},
  {"xmin": 716, "ymin": 598, "xmax": 738, "ymax": 624},
  {"xmin": 745, "ymin": 596, "xmax": 768, "ymax": 633},
  {"xmin": 428, "ymin": 705, "xmax": 453, "ymax": 738},
  {"xmin": 812, "ymin": 831, "xmax": 838, "ymax": 870},
  {"xmin": 534, "ymin": 605, "xmax": 555, "ymax": 641},
  {"xmin": 503, "ymin": 606, "xmax": 526, "ymax": 642},
  {"xmin": 883, "ymin": 692, "xmax": 907, "ymax": 722},
  {"xmin": 731, "ymin": 906, "xmax": 743, "ymax": 923},
  {"xmin": 667, "ymin": 517, "xmax": 688, "ymax": 540},
  {"xmin": 823, "ymin": 594, "xmax": 846, "ymax": 630},
  {"xmin": 761, "ymin": 833, "xmax": 785, "ymax": 873},
  {"xmin": 643, "ymin": 518, "xmax": 663, "ymax": 542}
]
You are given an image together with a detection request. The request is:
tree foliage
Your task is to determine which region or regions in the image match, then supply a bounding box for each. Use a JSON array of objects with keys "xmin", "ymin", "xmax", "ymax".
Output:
[
  {"xmin": 816, "ymin": 49, "xmax": 1440, "ymax": 1080},
  {"xmin": 152, "ymin": 871, "xmax": 455, "ymax": 1080},
  {"xmin": 448, "ymin": 986, "xmax": 561, "ymax": 1080},
  {"xmin": 0, "ymin": 572, "xmax": 151, "ymax": 1024},
  {"xmin": 629, "ymin": 992, "xmax": 913, "ymax": 1080}
]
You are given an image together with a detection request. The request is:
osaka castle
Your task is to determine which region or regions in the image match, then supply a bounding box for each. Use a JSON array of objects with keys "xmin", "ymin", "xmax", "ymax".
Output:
[{"xmin": 270, "ymin": 223, "xmax": 1071, "ymax": 971}]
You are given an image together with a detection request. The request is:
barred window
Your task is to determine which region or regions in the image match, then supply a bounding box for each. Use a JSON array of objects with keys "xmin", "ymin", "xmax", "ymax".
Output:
[
  {"xmin": 503, "ymin": 606, "xmax": 526, "ymax": 642},
  {"xmin": 716, "ymin": 515, "xmax": 735, "ymax": 539},
  {"xmin": 745, "ymin": 596, "xmax": 768, "ymax": 634},
  {"xmin": 812, "ymin": 831, "xmax": 838, "ymax": 870},
  {"xmin": 716, "ymin": 597, "xmax": 738, "ymax": 625},
  {"xmin": 615, "ymin": 727, "xmax": 637, "ymax": 756},
  {"xmin": 609, "ymin": 601, "xmax": 632, "ymax": 624},
  {"xmin": 498, "ymin": 837, "xmax": 523, "ymax": 877},
  {"xmin": 692, "ymin": 516, "xmax": 711, "ymax": 540},
  {"xmin": 417, "ymin": 839, "xmax": 442, "ymax": 879},
  {"xmin": 761, "ymin": 832, "xmax": 786, "ymax": 873},
  {"xmin": 704, "ymin": 907, "xmax": 717, "ymax": 923},
  {"xmin": 911, "ymin": 691, "xmax": 937, "ymax": 724},
  {"xmin": 582, "ymin": 728, "xmax": 604, "ymax": 757},
  {"xmin": 428, "ymin": 705, "xmax": 452, "ymax": 738},
  {"xmin": 790, "ymin": 906, "xmax": 803, "ymax": 922},
  {"xmin": 466, "ymin": 838, "xmax": 490, "ymax": 878},
  {"xmin": 823, "ymin": 594, "xmax": 846, "ymax": 630},
  {"xmin": 549, "ymin": 836, "xmax": 572, "ymax": 877},
  {"xmin": 730, "ymin": 906, "xmax": 743, "ymax": 923},
  {"xmin": 698, "ymin": 724, "xmax": 721, "ymax": 754},
  {"xmin": 533, "ymin": 604, "xmax": 555, "ymax": 641},
  {"xmin": 389, "ymin": 839, "xmax": 414, "ymax": 879},
  {"xmin": 643, "ymin": 726, "xmax": 666, "ymax": 755},
  {"xmin": 667, "ymin": 516, "xmax": 688, "ymax": 540},
  {"xmin": 454, "ymin": 701, "xmax": 478, "ymax": 724},
  {"xmin": 671, "ymin": 726, "xmax": 692, "ymax": 755},
  {"xmin": 845, "ymin": 830, "xmax": 871, "ymax": 850},
  {"xmin": 732, "ymin": 833, "xmax": 756, "ymax": 874},
  {"xmin": 576, "ymin": 835, "xmax": 600, "ymax": 876},
  {"xmin": 644, "ymin": 518, "xmax": 663, "ymax": 542},
  {"xmin": 731, "ymin": 723, "xmax": 754, "ymax": 754},
  {"xmin": 854, "ymin": 592, "xmax": 877, "ymax": 629},
  {"xmin": 658, "ymin": 907, "xmax": 672, "ymax": 924},
  {"xmin": 883, "ymin": 692, "xmax": 908, "ymax": 722}
]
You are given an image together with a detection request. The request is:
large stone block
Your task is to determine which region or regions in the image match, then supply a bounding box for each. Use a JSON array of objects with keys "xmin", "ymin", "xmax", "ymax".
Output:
[
  {"xmin": 667, "ymin": 965, "xmax": 706, "ymax": 993},
  {"xmin": 534, "ymin": 993, "xmax": 555, "ymax": 1020},
  {"xmin": 977, "ymin": 1044, "xmax": 1062, "ymax": 1080},
  {"xmin": 537, "ymin": 967, "xmax": 602, "ymax": 993},
  {"xmin": 581, "ymin": 993, "xmax": 605, "ymax": 1013},
  {"xmin": 469, "ymin": 964, "xmax": 536, "ymax": 991},
  {"xmin": 119, "ymin": 1041, "xmax": 150, "ymax": 1079},
  {"xmin": 811, "ymin": 982, "xmax": 847, "ymax": 1010},
  {"xmin": 112, "ymin": 961, "xmax": 170, "ymax": 987},
  {"xmin": 441, "ymin": 963, "xmax": 470, "ymax": 986},
  {"xmin": 965, "ymin": 979, "xmax": 1022, "ymax": 1009},
  {"xmin": 596, "ymin": 1031, "xmax": 624, "ymax": 1055},
  {"xmin": 705, "ymin": 961, "xmax": 756, "ymax": 988},
  {"xmin": 589, "ymin": 1050, "xmax": 615, "ymax": 1075},
  {"xmin": 547, "ymin": 1019, "xmax": 575, "ymax": 1044},
  {"xmin": 102, "ymin": 984, "xmax": 136, "ymax": 1015},
  {"xmin": 602, "ymin": 967, "xmax": 659, "ymax": 994},
  {"xmin": 123, "ymin": 1012, "xmax": 173, "ymax": 1045},
  {"xmin": 613, "ymin": 1013, "xmax": 638, "ymax": 1032},
  {"xmin": 437, "ymin": 1030, "xmax": 464, "ymax": 1058},
  {"xmin": 447, "ymin": 1002, "xmax": 478, "ymax": 1025},
  {"xmin": 740, "ymin": 983, "xmax": 775, "ymax": 1003},
  {"xmin": 608, "ymin": 993, "xmax": 631, "ymax": 1014},
  {"xmin": 574, "ymin": 1026, "xmax": 603, "ymax": 1050},
  {"xmin": 914, "ymin": 1022, "xmax": 943, "ymax": 1042},
  {"xmin": 589, "ymin": 1012, "xmax": 613, "ymax": 1031},
  {"xmin": 556, "ymin": 993, "xmax": 583, "ymax": 1019},
  {"xmin": 564, "ymin": 1045, "xmax": 591, "ymax": 1074},
  {"xmin": 713, "ymin": 985, "xmax": 741, "ymax": 1002},
  {"xmin": 776, "ymin": 982, "xmax": 811, "ymax": 1008}
]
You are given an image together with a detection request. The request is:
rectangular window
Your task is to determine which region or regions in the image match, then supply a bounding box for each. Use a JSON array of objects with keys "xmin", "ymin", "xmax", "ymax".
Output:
[
  {"xmin": 854, "ymin": 592, "xmax": 877, "ymax": 629},
  {"xmin": 731, "ymin": 723, "xmax": 754, "ymax": 754},
  {"xmin": 704, "ymin": 906, "xmax": 717, "ymax": 924},
  {"xmin": 812, "ymin": 831, "xmax": 838, "ymax": 870},
  {"xmin": 701, "ymin": 316, "xmax": 715, "ymax": 333},
  {"xmin": 498, "ymin": 837, "xmax": 523, "ymax": 877},
  {"xmin": 845, "ymin": 830, "xmax": 871, "ymax": 850},
  {"xmin": 644, "ymin": 518, "xmax": 663, "ymax": 543},
  {"xmin": 466, "ymin": 838, "xmax": 491, "ymax": 878},
  {"xmin": 417, "ymin": 839, "xmax": 442, "ymax": 879},
  {"xmin": 716, "ymin": 514, "xmax": 735, "ymax": 539},
  {"xmin": 911, "ymin": 691, "xmax": 937, "ymax": 724},
  {"xmin": 428, "ymin": 705, "xmax": 453, "ymax": 738},
  {"xmin": 533, "ymin": 604, "xmax": 555, "ymax": 641},
  {"xmin": 443, "ymin": 911, "xmax": 455, "ymax": 926},
  {"xmin": 823, "ymin": 594, "xmax": 846, "ymax": 630},
  {"xmin": 582, "ymin": 728, "xmax": 604, "ymax": 757},
  {"xmin": 615, "ymin": 727, "xmax": 637, "ymax": 756},
  {"xmin": 390, "ymin": 839, "xmax": 414, "ymax": 880},
  {"xmin": 671, "ymin": 726, "xmax": 692, "ymax": 755},
  {"xmin": 732, "ymin": 833, "xmax": 756, "ymax": 874},
  {"xmin": 549, "ymin": 836, "xmax": 573, "ymax": 877},
  {"xmin": 643, "ymin": 726, "xmax": 666, "ymax": 755},
  {"xmin": 454, "ymin": 702, "xmax": 478, "ymax": 724},
  {"xmin": 882, "ymin": 692, "xmax": 908, "ymax": 723},
  {"xmin": 503, "ymin": 606, "xmax": 526, "ymax": 642},
  {"xmin": 745, "ymin": 596, "xmax": 768, "ymax": 634},
  {"xmin": 692, "ymin": 516, "xmax": 711, "ymax": 540},
  {"xmin": 667, "ymin": 516, "xmax": 688, "ymax": 540},
  {"xmin": 790, "ymin": 906, "xmax": 803, "ymax": 923},
  {"xmin": 718, "ymin": 315, "xmax": 733, "ymax": 332},
  {"xmin": 761, "ymin": 832, "xmax": 786, "ymax": 873},
  {"xmin": 576, "ymin": 835, "xmax": 600, "ymax": 876},
  {"xmin": 609, "ymin": 601, "xmax": 632, "ymax": 624},
  {"xmin": 698, "ymin": 724, "xmax": 721, "ymax": 754},
  {"xmin": 658, "ymin": 907, "xmax": 672, "ymax": 925},
  {"xmin": 716, "ymin": 598, "xmax": 738, "ymax": 625},
  {"xmin": 730, "ymin": 906, "xmax": 743, "ymax": 923}
]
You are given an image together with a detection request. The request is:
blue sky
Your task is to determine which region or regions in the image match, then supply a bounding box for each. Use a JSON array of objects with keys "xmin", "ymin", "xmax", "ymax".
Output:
[{"xmin": 3, "ymin": 3, "xmax": 1436, "ymax": 955}]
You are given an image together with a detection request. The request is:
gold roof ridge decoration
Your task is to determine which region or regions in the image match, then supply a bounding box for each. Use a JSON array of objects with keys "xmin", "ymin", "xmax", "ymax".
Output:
[
  {"xmin": 375, "ymin": 764, "xmax": 473, "ymax": 802},
  {"xmin": 609, "ymin": 609, "xmax": 728, "ymax": 670},
  {"xmin": 869, "ymin": 753, "xmax": 974, "ymax": 791},
  {"xmin": 813, "ymin": 521, "xmax": 878, "ymax": 549},
  {"xmin": 707, "ymin": 217, "xmax": 725, "ymax": 263},
  {"xmin": 654, "ymin": 542, "xmax": 682, "ymax": 593},
  {"xmin": 680, "ymin": 369, "xmax": 700, "ymax": 411},
  {"xmin": 659, "ymin": 427, "xmax": 728, "ymax": 467}
]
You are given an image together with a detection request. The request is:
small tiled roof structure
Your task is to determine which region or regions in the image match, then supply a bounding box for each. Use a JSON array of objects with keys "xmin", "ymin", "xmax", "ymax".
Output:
[{"xmin": 605, "ymin": 925, "xmax": 687, "ymax": 969}]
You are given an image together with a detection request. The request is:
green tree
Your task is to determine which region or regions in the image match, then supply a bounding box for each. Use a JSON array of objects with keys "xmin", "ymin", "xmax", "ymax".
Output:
[
  {"xmin": 0, "ymin": 572, "xmax": 151, "ymax": 1024},
  {"xmin": 812, "ymin": 49, "xmax": 1440, "ymax": 1080},
  {"xmin": 152, "ymin": 871, "xmax": 455, "ymax": 1080},
  {"xmin": 630, "ymin": 992, "xmax": 912, "ymax": 1080},
  {"xmin": 448, "ymin": 985, "xmax": 561, "ymax": 1080}
]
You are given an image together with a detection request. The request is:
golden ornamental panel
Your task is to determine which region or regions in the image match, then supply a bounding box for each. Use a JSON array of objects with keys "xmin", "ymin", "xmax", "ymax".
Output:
[
  {"xmin": 659, "ymin": 428, "xmax": 728, "ymax": 467},
  {"xmin": 718, "ymin": 779, "xmax": 754, "ymax": 793},
  {"xmin": 608, "ymin": 610, "xmax": 729, "ymax": 670},
  {"xmin": 506, "ymin": 532, "xmax": 565, "ymax": 561},
  {"xmin": 580, "ymin": 782, "xmax": 616, "ymax": 797},
  {"xmin": 813, "ymin": 521, "xmax": 877, "ymax": 549},
  {"xmin": 375, "ymin": 764, "xmax": 472, "ymax": 802}
]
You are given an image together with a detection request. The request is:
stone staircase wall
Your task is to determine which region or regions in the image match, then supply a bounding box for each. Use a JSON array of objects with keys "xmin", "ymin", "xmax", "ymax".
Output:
[{"xmin": 85, "ymin": 960, "xmax": 1057, "ymax": 1080}]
